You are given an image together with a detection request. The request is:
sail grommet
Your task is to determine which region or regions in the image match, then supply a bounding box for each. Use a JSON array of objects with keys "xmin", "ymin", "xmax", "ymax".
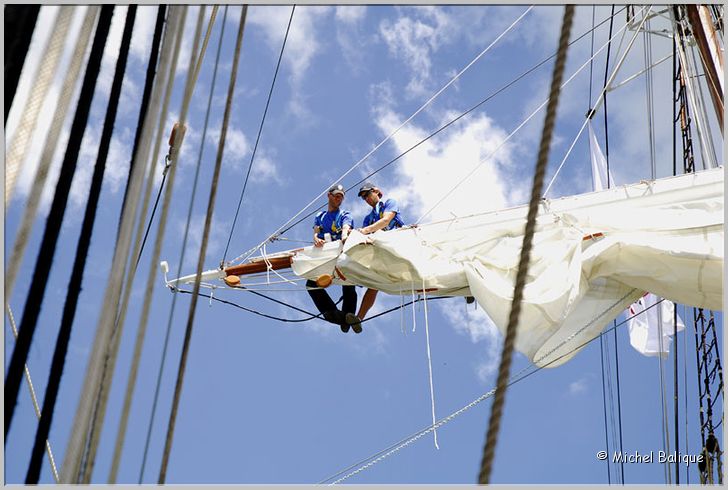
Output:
[
  {"xmin": 224, "ymin": 275, "xmax": 241, "ymax": 287},
  {"xmin": 316, "ymin": 274, "xmax": 333, "ymax": 288}
]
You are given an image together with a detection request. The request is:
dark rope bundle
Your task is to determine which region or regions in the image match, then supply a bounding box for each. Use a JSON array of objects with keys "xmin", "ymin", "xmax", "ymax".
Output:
[
  {"xmin": 5, "ymin": 5, "xmax": 115, "ymax": 439},
  {"xmin": 25, "ymin": 6, "xmax": 135, "ymax": 482}
]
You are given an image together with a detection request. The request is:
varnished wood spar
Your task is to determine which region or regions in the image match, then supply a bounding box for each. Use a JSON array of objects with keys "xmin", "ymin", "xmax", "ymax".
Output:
[{"xmin": 224, "ymin": 255, "xmax": 295, "ymax": 276}]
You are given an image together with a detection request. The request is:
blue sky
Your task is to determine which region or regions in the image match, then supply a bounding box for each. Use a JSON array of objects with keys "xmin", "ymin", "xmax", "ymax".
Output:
[{"xmin": 5, "ymin": 5, "xmax": 724, "ymax": 484}]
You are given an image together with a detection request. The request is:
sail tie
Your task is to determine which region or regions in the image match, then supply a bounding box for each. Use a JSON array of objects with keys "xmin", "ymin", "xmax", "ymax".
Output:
[{"xmin": 422, "ymin": 279, "xmax": 439, "ymax": 449}]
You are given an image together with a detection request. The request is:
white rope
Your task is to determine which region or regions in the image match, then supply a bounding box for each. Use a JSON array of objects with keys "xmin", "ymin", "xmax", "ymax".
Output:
[
  {"xmin": 61, "ymin": 6, "xmax": 188, "ymax": 483},
  {"xmin": 5, "ymin": 6, "xmax": 97, "ymax": 303},
  {"xmin": 5, "ymin": 303, "xmax": 61, "ymax": 483},
  {"xmin": 261, "ymin": 243, "xmax": 301, "ymax": 287},
  {"xmin": 228, "ymin": 6, "xmax": 535, "ymax": 266},
  {"xmin": 325, "ymin": 288, "xmax": 639, "ymax": 484},
  {"xmin": 111, "ymin": 5, "xmax": 222, "ymax": 482},
  {"xmin": 85, "ymin": 7, "xmax": 211, "ymax": 481},
  {"xmin": 400, "ymin": 294, "xmax": 406, "ymax": 335},
  {"xmin": 108, "ymin": 5, "xmax": 189, "ymax": 483},
  {"xmin": 417, "ymin": 6, "xmax": 649, "ymax": 224},
  {"xmin": 5, "ymin": 6, "xmax": 74, "ymax": 206},
  {"xmin": 422, "ymin": 279, "xmax": 439, "ymax": 449},
  {"xmin": 415, "ymin": 5, "xmax": 652, "ymax": 223},
  {"xmin": 411, "ymin": 282, "xmax": 417, "ymax": 333},
  {"xmin": 543, "ymin": 6, "xmax": 652, "ymax": 197}
]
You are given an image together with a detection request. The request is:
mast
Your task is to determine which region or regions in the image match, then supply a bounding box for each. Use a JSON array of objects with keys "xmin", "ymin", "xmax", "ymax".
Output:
[{"xmin": 684, "ymin": 5, "xmax": 724, "ymax": 132}]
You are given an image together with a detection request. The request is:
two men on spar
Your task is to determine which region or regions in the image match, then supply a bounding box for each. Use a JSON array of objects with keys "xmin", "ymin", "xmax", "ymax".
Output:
[{"xmin": 306, "ymin": 182, "xmax": 404, "ymax": 334}]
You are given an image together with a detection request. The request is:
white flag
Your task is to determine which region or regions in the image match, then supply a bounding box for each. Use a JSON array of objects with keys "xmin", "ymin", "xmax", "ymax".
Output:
[{"xmin": 627, "ymin": 293, "xmax": 685, "ymax": 357}]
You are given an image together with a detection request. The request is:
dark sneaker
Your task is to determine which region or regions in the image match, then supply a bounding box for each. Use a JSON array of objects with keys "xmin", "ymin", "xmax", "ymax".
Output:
[
  {"xmin": 323, "ymin": 310, "xmax": 346, "ymax": 324},
  {"xmin": 340, "ymin": 323, "xmax": 351, "ymax": 333},
  {"xmin": 345, "ymin": 313, "xmax": 362, "ymax": 334}
]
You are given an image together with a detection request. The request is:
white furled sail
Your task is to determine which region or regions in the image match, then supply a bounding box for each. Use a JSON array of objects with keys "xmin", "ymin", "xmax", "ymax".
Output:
[{"xmin": 291, "ymin": 168, "xmax": 723, "ymax": 367}]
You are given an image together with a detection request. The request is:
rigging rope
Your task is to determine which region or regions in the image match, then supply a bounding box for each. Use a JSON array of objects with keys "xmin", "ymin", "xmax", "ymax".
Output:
[
  {"xmin": 137, "ymin": 7, "xmax": 227, "ymax": 480},
  {"xmin": 5, "ymin": 6, "xmax": 73, "ymax": 206},
  {"xmin": 602, "ymin": 6, "xmax": 626, "ymax": 484},
  {"xmin": 117, "ymin": 5, "xmax": 168, "ymax": 250},
  {"xmin": 588, "ymin": 8, "xmax": 613, "ymax": 483},
  {"xmin": 229, "ymin": 6, "xmax": 535, "ymax": 266},
  {"xmin": 543, "ymin": 5, "xmax": 652, "ymax": 197},
  {"xmin": 83, "ymin": 7, "xmax": 215, "ymax": 482},
  {"xmin": 223, "ymin": 5, "xmax": 296, "ymax": 263},
  {"xmin": 4, "ymin": 5, "xmax": 40, "ymax": 123},
  {"xmin": 25, "ymin": 7, "xmax": 136, "ymax": 484},
  {"xmin": 5, "ymin": 304, "xmax": 60, "ymax": 483},
  {"xmin": 107, "ymin": 6, "xmax": 170, "ymax": 483},
  {"xmin": 417, "ymin": 7, "xmax": 644, "ymax": 224},
  {"xmin": 322, "ymin": 288, "xmax": 646, "ymax": 485},
  {"xmin": 176, "ymin": 287, "xmax": 449, "ymax": 324},
  {"xmin": 158, "ymin": 6, "xmax": 247, "ymax": 483},
  {"xmin": 477, "ymin": 6, "xmax": 574, "ymax": 484},
  {"xmin": 109, "ymin": 3, "xmax": 213, "ymax": 481},
  {"xmin": 5, "ymin": 5, "xmax": 114, "ymax": 439},
  {"xmin": 274, "ymin": 7, "xmax": 629, "ymax": 238},
  {"xmin": 61, "ymin": 6, "xmax": 184, "ymax": 483},
  {"xmin": 5, "ymin": 6, "xmax": 99, "ymax": 304}
]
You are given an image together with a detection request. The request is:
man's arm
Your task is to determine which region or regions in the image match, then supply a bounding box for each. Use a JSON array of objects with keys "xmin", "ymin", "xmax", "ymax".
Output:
[
  {"xmin": 313, "ymin": 225, "xmax": 324, "ymax": 247},
  {"xmin": 361, "ymin": 212, "xmax": 395, "ymax": 235}
]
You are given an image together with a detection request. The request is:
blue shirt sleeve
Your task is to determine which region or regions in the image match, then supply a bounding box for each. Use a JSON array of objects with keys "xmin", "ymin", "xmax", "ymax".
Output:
[
  {"xmin": 313, "ymin": 213, "xmax": 321, "ymax": 230},
  {"xmin": 340, "ymin": 210, "xmax": 354, "ymax": 229},
  {"xmin": 381, "ymin": 199, "xmax": 399, "ymax": 215}
]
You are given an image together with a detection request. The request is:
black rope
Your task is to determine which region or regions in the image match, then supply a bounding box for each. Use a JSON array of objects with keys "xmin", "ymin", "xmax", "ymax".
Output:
[
  {"xmin": 223, "ymin": 5, "xmax": 296, "ymax": 263},
  {"xmin": 4, "ymin": 5, "xmax": 114, "ymax": 438},
  {"xmin": 598, "ymin": 337, "xmax": 612, "ymax": 483},
  {"xmin": 176, "ymin": 286, "xmax": 447, "ymax": 324},
  {"xmin": 275, "ymin": 7, "xmax": 628, "ymax": 239},
  {"xmin": 600, "ymin": 5, "xmax": 626, "ymax": 483},
  {"xmin": 135, "ymin": 155, "xmax": 170, "ymax": 269},
  {"xmin": 4, "ymin": 5, "xmax": 40, "ymax": 123},
  {"xmin": 118, "ymin": 5, "xmax": 167, "ymax": 242},
  {"xmin": 24, "ymin": 6, "xmax": 134, "ymax": 482},
  {"xmin": 588, "ymin": 6, "xmax": 612, "ymax": 484}
]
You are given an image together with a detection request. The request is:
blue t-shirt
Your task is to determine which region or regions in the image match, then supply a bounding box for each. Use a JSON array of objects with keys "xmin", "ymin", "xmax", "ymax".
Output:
[
  {"xmin": 314, "ymin": 209, "xmax": 354, "ymax": 240},
  {"xmin": 363, "ymin": 198, "xmax": 404, "ymax": 231}
]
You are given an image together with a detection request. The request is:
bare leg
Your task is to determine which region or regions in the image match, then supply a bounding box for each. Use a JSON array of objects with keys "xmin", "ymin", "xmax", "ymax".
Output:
[{"xmin": 357, "ymin": 288, "xmax": 379, "ymax": 319}]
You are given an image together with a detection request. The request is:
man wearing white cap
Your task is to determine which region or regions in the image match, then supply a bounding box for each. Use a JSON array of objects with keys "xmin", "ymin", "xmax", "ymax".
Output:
[{"xmin": 306, "ymin": 184, "xmax": 361, "ymax": 333}]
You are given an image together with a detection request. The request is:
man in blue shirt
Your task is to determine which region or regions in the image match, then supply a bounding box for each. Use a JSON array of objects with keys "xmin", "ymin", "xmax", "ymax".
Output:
[
  {"xmin": 355, "ymin": 182, "xmax": 405, "ymax": 321},
  {"xmin": 306, "ymin": 184, "xmax": 361, "ymax": 333}
]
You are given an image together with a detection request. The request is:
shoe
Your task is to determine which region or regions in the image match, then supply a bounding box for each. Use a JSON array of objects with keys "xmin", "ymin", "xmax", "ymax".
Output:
[
  {"xmin": 345, "ymin": 313, "xmax": 362, "ymax": 334},
  {"xmin": 340, "ymin": 323, "xmax": 350, "ymax": 333}
]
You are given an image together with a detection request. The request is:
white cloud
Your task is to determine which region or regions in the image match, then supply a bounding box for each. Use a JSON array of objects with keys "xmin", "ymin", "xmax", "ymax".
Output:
[
  {"xmin": 568, "ymin": 377, "xmax": 588, "ymax": 395},
  {"xmin": 130, "ymin": 6, "xmax": 159, "ymax": 62},
  {"xmin": 335, "ymin": 6, "xmax": 366, "ymax": 24},
  {"xmin": 247, "ymin": 6, "xmax": 332, "ymax": 118},
  {"xmin": 207, "ymin": 127, "xmax": 250, "ymax": 170},
  {"xmin": 335, "ymin": 7, "xmax": 368, "ymax": 74},
  {"xmin": 443, "ymin": 299, "xmax": 503, "ymax": 383},
  {"xmin": 249, "ymin": 153, "xmax": 283, "ymax": 186},
  {"xmin": 379, "ymin": 7, "xmax": 454, "ymax": 98},
  {"xmin": 370, "ymin": 102, "xmax": 517, "ymax": 223}
]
